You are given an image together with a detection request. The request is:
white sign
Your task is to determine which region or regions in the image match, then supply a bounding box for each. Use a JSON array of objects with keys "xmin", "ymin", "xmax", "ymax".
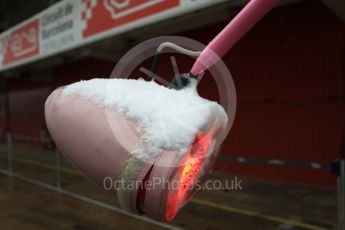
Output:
[{"xmin": 40, "ymin": 0, "xmax": 81, "ymax": 55}]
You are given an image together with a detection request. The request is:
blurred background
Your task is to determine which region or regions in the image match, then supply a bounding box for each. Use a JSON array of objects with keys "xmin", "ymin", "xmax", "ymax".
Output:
[{"xmin": 0, "ymin": 0, "xmax": 344, "ymax": 229}]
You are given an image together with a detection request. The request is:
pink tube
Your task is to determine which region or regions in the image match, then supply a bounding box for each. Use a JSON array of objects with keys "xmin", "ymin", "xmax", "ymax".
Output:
[{"xmin": 190, "ymin": 0, "xmax": 278, "ymax": 76}]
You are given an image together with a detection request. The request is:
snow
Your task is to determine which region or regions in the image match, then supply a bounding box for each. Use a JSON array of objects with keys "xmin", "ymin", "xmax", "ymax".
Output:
[{"xmin": 62, "ymin": 78, "xmax": 228, "ymax": 159}]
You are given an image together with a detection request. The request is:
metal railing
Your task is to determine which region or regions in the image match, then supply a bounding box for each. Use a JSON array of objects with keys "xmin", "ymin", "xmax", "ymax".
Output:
[
  {"xmin": 0, "ymin": 132, "xmax": 180, "ymax": 230},
  {"xmin": 0, "ymin": 132, "xmax": 344, "ymax": 230}
]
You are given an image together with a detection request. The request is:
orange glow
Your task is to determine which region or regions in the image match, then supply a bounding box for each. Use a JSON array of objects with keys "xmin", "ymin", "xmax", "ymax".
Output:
[{"xmin": 165, "ymin": 133, "xmax": 211, "ymax": 220}]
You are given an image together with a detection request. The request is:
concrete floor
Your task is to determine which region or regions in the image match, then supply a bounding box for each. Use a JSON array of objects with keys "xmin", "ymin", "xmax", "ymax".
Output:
[{"xmin": 0, "ymin": 143, "xmax": 338, "ymax": 229}]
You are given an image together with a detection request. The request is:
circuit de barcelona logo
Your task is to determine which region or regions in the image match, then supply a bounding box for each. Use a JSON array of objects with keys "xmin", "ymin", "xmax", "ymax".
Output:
[
  {"xmin": 103, "ymin": 0, "xmax": 162, "ymax": 19},
  {"xmin": 81, "ymin": 0, "xmax": 179, "ymax": 38},
  {"xmin": 0, "ymin": 19, "xmax": 39, "ymax": 66}
]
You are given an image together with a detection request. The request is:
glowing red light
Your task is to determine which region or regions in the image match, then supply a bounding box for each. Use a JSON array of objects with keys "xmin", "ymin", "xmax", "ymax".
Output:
[{"xmin": 165, "ymin": 133, "xmax": 211, "ymax": 220}]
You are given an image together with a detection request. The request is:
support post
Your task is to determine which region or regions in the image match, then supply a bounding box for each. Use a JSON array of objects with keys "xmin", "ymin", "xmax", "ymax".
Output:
[
  {"xmin": 55, "ymin": 148, "xmax": 62, "ymax": 190},
  {"xmin": 6, "ymin": 132, "xmax": 12, "ymax": 174},
  {"xmin": 338, "ymin": 159, "xmax": 345, "ymax": 230}
]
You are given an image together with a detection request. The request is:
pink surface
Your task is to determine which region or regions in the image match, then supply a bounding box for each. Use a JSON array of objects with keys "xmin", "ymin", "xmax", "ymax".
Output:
[
  {"xmin": 191, "ymin": 0, "xmax": 278, "ymax": 76},
  {"xmin": 45, "ymin": 87, "xmax": 226, "ymax": 221},
  {"xmin": 45, "ymin": 88, "xmax": 139, "ymax": 187},
  {"xmin": 44, "ymin": 87, "xmax": 191, "ymax": 220}
]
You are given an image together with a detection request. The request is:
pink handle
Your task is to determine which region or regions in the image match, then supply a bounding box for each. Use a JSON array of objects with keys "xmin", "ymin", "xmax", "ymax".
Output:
[{"xmin": 190, "ymin": 0, "xmax": 278, "ymax": 76}]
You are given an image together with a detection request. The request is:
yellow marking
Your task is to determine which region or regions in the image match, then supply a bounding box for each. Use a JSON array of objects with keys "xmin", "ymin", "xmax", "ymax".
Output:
[
  {"xmin": 0, "ymin": 152, "xmax": 329, "ymax": 230},
  {"xmin": 191, "ymin": 198, "xmax": 327, "ymax": 230},
  {"xmin": 0, "ymin": 155, "xmax": 80, "ymax": 176}
]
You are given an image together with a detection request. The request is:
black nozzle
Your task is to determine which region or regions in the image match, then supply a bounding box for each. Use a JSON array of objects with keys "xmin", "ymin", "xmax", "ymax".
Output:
[{"xmin": 169, "ymin": 73, "xmax": 192, "ymax": 90}]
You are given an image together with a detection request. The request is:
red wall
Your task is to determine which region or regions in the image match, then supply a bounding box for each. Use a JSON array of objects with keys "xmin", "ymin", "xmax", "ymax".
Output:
[
  {"xmin": 9, "ymin": 87, "xmax": 51, "ymax": 137},
  {"xmin": 136, "ymin": 0, "xmax": 344, "ymax": 186},
  {"xmin": 2, "ymin": 0, "xmax": 344, "ymax": 187},
  {"xmin": 0, "ymin": 58, "xmax": 114, "ymax": 142},
  {"xmin": 193, "ymin": 0, "xmax": 344, "ymax": 187}
]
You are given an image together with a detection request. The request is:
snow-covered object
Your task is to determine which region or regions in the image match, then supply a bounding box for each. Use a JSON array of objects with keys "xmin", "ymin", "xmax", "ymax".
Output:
[
  {"xmin": 63, "ymin": 78, "xmax": 228, "ymax": 159},
  {"xmin": 45, "ymin": 78, "xmax": 228, "ymax": 221}
]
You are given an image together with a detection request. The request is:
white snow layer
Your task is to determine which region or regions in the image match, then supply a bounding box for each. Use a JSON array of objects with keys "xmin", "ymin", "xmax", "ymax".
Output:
[{"xmin": 63, "ymin": 78, "xmax": 228, "ymax": 158}]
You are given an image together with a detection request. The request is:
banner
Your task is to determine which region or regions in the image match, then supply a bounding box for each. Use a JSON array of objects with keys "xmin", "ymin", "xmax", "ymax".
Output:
[{"xmin": 0, "ymin": 0, "xmax": 225, "ymax": 72}]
